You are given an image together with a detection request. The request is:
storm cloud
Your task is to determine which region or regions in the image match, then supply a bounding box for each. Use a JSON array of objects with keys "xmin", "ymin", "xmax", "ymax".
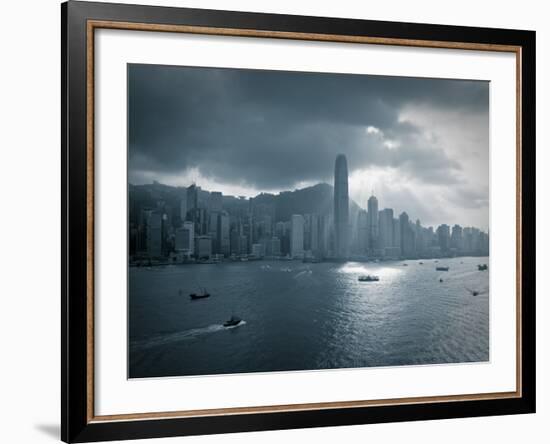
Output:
[{"xmin": 128, "ymin": 64, "xmax": 489, "ymax": 228}]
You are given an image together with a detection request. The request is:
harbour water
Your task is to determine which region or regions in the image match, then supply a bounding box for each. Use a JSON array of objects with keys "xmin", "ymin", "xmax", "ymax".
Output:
[{"xmin": 129, "ymin": 256, "xmax": 489, "ymax": 378}]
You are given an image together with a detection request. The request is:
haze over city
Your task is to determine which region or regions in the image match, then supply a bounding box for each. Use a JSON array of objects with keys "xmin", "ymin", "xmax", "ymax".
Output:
[{"xmin": 129, "ymin": 64, "xmax": 489, "ymax": 230}]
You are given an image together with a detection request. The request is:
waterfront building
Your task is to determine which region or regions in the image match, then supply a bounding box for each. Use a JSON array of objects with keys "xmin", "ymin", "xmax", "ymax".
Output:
[
  {"xmin": 427, "ymin": 226, "xmax": 436, "ymax": 249},
  {"xmin": 195, "ymin": 235, "xmax": 212, "ymax": 259},
  {"xmin": 409, "ymin": 220, "xmax": 418, "ymax": 255},
  {"xmin": 179, "ymin": 194, "xmax": 187, "ymax": 223},
  {"xmin": 195, "ymin": 208, "xmax": 209, "ymax": 236},
  {"xmin": 463, "ymin": 227, "xmax": 473, "ymax": 253},
  {"xmin": 251, "ymin": 243, "xmax": 265, "ymax": 258},
  {"xmin": 290, "ymin": 214, "xmax": 305, "ymax": 259},
  {"xmin": 208, "ymin": 211, "xmax": 219, "ymax": 250},
  {"xmin": 333, "ymin": 154, "xmax": 349, "ymax": 259},
  {"xmin": 399, "ymin": 212, "xmax": 408, "ymax": 256},
  {"xmin": 356, "ymin": 209, "xmax": 368, "ymax": 255},
  {"xmin": 378, "ymin": 208, "xmax": 394, "ymax": 251},
  {"xmin": 451, "ymin": 224, "xmax": 463, "ymax": 251},
  {"xmin": 393, "ymin": 217, "xmax": 401, "ymax": 252},
  {"xmin": 479, "ymin": 231, "xmax": 490, "ymax": 255},
  {"xmin": 259, "ymin": 237, "xmax": 271, "ymax": 256},
  {"xmin": 384, "ymin": 246, "xmax": 401, "ymax": 259},
  {"xmin": 437, "ymin": 224, "xmax": 451, "ymax": 253},
  {"xmin": 399, "ymin": 212, "xmax": 416, "ymax": 257},
  {"xmin": 217, "ymin": 211, "xmax": 230, "ymax": 256},
  {"xmin": 186, "ymin": 184, "xmax": 198, "ymax": 214},
  {"xmin": 366, "ymin": 195, "xmax": 379, "ymax": 250},
  {"xmin": 175, "ymin": 221, "xmax": 194, "ymax": 257},
  {"xmin": 270, "ymin": 236, "xmax": 282, "ymax": 256},
  {"xmin": 320, "ymin": 214, "xmax": 333, "ymax": 258},
  {"xmin": 146, "ymin": 211, "xmax": 163, "ymax": 257},
  {"xmin": 418, "ymin": 224, "xmax": 433, "ymax": 256},
  {"xmin": 275, "ymin": 221, "xmax": 286, "ymax": 239},
  {"xmin": 275, "ymin": 221, "xmax": 291, "ymax": 256},
  {"xmin": 230, "ymin": 227, "xmax": 240, "ymax": 256},
  {"xmin": 304, "ymin": 213, "xmax": 320, "ymax": 255},
  {"xmin": 209, "ymin": 191, "xmax": 223, "ymax": 212},
  {"xmin": 259, "ymin": 215, "xmax": 273, "ymax": 238},
  {"xmin": 312, "ymin": 214, "xmax": 320, "ymax": 253},
  {"xmin": 239, "ymin": 234, "xmax": 248, "ymax": 255},
  {"xmin": 137, "ymin": 208, "xmax": 153, "ymax": 253},
  {"xmin": 471, "ymin": 228, "xmax": 481, "ymax": 253}
]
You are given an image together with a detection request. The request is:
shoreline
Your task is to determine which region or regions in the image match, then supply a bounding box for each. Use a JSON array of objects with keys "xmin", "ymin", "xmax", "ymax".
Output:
[{"xmin": 129, "ymin": 255, "xmax": 489, "ymax": 268}]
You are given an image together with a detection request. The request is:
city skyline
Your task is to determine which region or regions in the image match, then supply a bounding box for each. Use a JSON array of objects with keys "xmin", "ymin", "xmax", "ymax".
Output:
[
  {"xmin": 129, "ymin": 177, "xmax": 490, "ymax": 238},
  {"xmin": 129, "ymin": 153, "xmax": 489, "ymax": 263},
  {"xmin": 129, "ymin": 64, "xmax": 489, "ymax": 229}
]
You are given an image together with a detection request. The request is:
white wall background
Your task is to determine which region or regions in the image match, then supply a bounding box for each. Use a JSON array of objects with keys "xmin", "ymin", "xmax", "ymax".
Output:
[{"xmin": 0, "ymin": 1, "xmax": 547, "ymax": 443}]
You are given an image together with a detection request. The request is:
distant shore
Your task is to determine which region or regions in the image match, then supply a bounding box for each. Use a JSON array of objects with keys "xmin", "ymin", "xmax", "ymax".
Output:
[{"xmin": 129, "ymin": 254, "xmax": 489, "ymax": 268}]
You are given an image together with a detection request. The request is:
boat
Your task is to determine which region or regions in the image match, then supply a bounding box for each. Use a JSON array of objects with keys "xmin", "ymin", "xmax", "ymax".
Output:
[
  {"xmin": 478, "ymin": 264, "xmax": 488, "ymax": 271},
  {"xmin": 358, "ymin": 275, "xmax": 379, "ymax": 282},
  {"xmin": 402, "ymin": 263, "xmax": 408, "ymax": 266},
  {"xmin": 436, "ymin": 266, "xmax": 450, "ymax": 271},
  {"xmin": 419, "ymin": 262, "xmax": 424, "ymax": 265},
  {"xmin": 223, "ymin": 315, "xmax": 242, "ymax": 327},
  {"xmin": 189, "ymin": 287, "xmax": 210, "ymax": 300}
]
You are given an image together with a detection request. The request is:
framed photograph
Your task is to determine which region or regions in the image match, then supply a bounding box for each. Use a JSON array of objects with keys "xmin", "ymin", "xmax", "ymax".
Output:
[{"xmin": 61, "ymin": 1, "xmax": 536, "ymax": 442}]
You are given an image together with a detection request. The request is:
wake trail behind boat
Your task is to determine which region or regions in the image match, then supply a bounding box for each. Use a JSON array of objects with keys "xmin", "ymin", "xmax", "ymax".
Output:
[{"xmin": 131, "ymin": 321, "xmax": 246, "ymax": 351}]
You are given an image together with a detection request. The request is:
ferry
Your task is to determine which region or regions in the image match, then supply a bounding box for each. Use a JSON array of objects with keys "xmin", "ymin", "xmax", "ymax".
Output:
[
  {"xmin": 190, "ymin": 289, "xmax": 210, "ymax": 300},
  {"xmin": 223, "ymin": 315, "xmax": 242, "ymax": 327},
  {"xmin": 358, "ymin": 275, "xmax": 380, "ymax": 282}
]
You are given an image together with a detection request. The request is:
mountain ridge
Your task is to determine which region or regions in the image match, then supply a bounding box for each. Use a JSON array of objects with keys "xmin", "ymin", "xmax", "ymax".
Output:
[{"xmin": 129, "ymin": 181, "xmax": 362, "ymax": 225}]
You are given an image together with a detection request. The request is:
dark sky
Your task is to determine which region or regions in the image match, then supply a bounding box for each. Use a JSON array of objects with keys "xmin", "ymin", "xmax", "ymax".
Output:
[{"xmin": 128, "ymin": 64, "xmax": 489, "ymax": 228}]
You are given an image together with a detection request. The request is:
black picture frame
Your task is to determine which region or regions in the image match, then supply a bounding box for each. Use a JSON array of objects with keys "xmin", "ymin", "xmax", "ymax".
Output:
[{"xmin": 61, "ymin": 1, "xmax": 536, "ymax": 442}]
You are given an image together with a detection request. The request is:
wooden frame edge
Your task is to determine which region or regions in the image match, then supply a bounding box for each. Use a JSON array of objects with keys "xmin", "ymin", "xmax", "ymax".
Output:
[
  {"xmin": 84, "ymin": 18, "xmax": 525, "ymax": 425},
  {"xmin": 90, "ymin": 391, "xmax": 520, "ymax": 423}
]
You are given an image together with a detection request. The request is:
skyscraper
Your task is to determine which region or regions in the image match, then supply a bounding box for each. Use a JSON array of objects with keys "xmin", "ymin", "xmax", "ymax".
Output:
[
  {"xmin": 378, "ymin": 208, "xmax": 394, "ymax": 251},
  {"xmin": 367, "ymin": 195, "xmax": 379, "ymax": 250},
  {"xmin": 146, "ymin": 211, "xmax": 163, "ymax": 257},
  {"xmin": 333, "ymin": 154, "xmax": 349, "ymax": 259},
  {"xmin": 175, "ymin": 221, "xmax": 194, "ymax": 257},
  {"xmin": 209, "ymin": 191, "xmax": 223, "ymax": 212},
  {"xmin": 437, "ymin": 224, "xmax": 451, "ymax": 252},
  {"xmin": 399, "ymin": 211, "xmax": 415, "ymax": 257},
  {"xmin": 290, "ymin": 214, "xmax": 305, "ymax": 259},
  {"xmin": 186, "ymin": 184, "xmax": 198, "ymax": 214},
  {"xmin": 179, "ymin": 194, "xmax": 187, "ymax": 223},
  {"xmin": 217, "ymin": 211, "xmax": 230, "ymax": 256},
  {"xmin": 356, "ymin": 209, "xmax": 368, "ymax": 254},
  {"xmin": 451, "ymin": 224, "xmax": 463, "ymax": 251},
  {"xmin": 393, "ymin": 217, "xmax": 401, "ymax": 249}
]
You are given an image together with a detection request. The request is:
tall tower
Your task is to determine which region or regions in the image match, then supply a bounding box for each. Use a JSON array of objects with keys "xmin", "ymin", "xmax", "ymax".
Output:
[
  {"xmin": 333, "ymin": 154, "xmax": 349, "ymax": 259},
  {"xmin": 378, "ymin": 208, "xmax": 394, "ymax": 250},
  {"xmin": 367, "ymin": 195, "xmax": 379, "ymax": 250}
]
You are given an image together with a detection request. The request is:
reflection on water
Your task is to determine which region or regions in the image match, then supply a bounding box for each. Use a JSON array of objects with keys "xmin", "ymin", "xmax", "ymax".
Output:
[{"xmin": 129, "ymin": 256, "xmax": 489, "ymax": 378}]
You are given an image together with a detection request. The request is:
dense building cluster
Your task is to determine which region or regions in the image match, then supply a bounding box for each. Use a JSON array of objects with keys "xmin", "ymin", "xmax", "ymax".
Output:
[{"xmin": 129, "ymin": 155, "xmax": 489, "ymax": 264}]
